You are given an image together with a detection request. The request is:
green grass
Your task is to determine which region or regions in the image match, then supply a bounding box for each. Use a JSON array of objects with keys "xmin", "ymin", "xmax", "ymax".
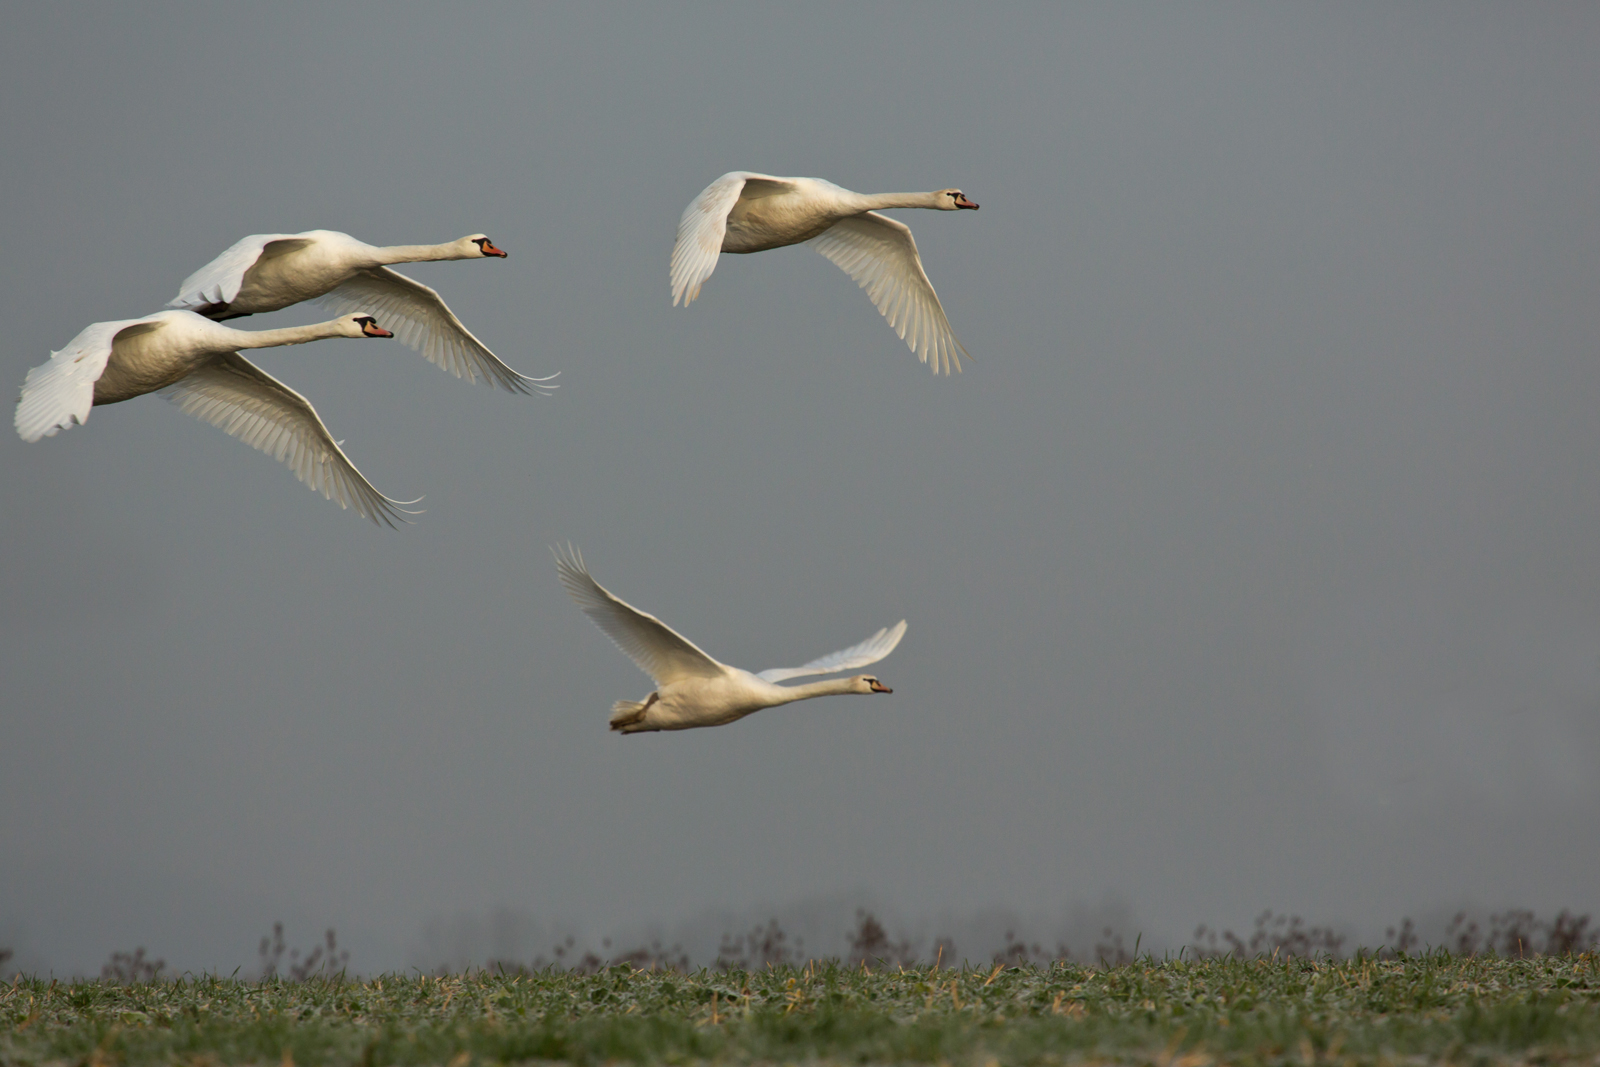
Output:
[{"xmin": 4, "ymin": 953, "xmax": 1599, "ymax": 1066}]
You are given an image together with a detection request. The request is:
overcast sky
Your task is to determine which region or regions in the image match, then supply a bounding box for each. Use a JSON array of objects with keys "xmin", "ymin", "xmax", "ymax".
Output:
[{"xmin": 3, "ymin": 2, "xmax": 1598, "ymax": 975}]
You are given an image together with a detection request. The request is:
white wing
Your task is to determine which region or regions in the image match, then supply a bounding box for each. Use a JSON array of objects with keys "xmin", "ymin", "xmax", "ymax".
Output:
[
  {"xmin": 810, "ymin": 213, "xmax": 969, "ymax": 374},
  {"xmin": 758, "ymin": 620, "xmax": 908, "ymax": 683},
  {"xmin": 316, "ymin": 267, "xmax": 557, "ymax": 395},
  {"xmin": 165, "ymin": 353, "xmax": 418, "ymax": 527},
  {"xmin": 552, "ymin": 545, "xmax": 727, "ymax": 686},
  {"xmin": 168, "ymin": 233, "xmax": 304, "ymax": 310},
  {"xmin": 670, "ymin": 171, "xmax": 793, "ymax": 306},
  {"xmin": 14, "ymin": 317, "xmax": 165, "ymax": 442}
]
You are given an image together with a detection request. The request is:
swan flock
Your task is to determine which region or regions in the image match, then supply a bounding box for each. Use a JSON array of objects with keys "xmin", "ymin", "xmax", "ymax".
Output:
[{"xmin": 18, "ymin": 169, "xmax": 977, "ymax": 726}]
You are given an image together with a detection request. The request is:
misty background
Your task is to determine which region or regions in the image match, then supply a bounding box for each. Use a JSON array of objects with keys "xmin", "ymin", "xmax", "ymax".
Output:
[{"xmin": 3, "ymin": 3, "xmax": 1598, "ymax": 975}]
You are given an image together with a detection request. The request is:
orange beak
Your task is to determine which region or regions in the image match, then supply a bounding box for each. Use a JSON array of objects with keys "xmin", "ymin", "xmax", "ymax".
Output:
[
  {"xmin": 869, "ymin": 680, "xmax": 893, "ymax": 693},
  {"xmin": 362, "ymin": 322, "xmax": 394, "ymax": 338},
  {"xmin": 953, "ymin": 193, "xmax": 979, "ymax": 210},
  {"xmin": 480, "ymin": 241, "xmax": 508, "ymax": 258}
]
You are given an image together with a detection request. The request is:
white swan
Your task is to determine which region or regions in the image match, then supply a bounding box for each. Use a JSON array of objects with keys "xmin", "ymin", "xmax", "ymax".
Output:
[
  {"xmin": 168, "ymin": 230, "xmax": 555, "ymax": 394},
  {"xmin": 554, "ymin": 546, "xmax": 906, "ymax": 733},
  {"xmin": 670, "ymin": 172, "xmax": 979, "ymax": 374},
  {"xmin": 15, "ymin": 309, "xmax": 417, "ymax": 526}
]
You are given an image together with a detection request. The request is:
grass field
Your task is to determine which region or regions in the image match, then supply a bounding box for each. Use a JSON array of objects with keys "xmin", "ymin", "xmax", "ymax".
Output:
[{"xmin": 4, "ymin": 952, "xmax": 1599, "ymax": 1066}]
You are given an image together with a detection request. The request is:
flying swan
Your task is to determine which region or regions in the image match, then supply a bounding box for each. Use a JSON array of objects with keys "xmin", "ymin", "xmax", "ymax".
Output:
[
  {"xmin": 554, "ymin": 545, "xmax": 906, "ymax": 733},
  {"xmin": 168, "ymin": 230, "xmax": 555, "ymax": 394},
  {"xmin": 670, "ymin": 172, "xmax": 979, "ymax": 374},
  {"xmin": 15, "ymin": 309, "xmax": 417, "ymax": 526}
]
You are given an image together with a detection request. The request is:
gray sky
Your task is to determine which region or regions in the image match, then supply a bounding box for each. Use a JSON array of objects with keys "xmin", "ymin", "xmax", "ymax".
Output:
[{"xmin": 3, "ymin": 2, "xmax": 1598, "ymax": 974}]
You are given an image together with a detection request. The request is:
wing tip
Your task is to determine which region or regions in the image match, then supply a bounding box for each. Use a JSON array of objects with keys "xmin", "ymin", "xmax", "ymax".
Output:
[
  {"xmin": 501, "ymin": 368, "xmax": 560, "ymax": 396},
  {"xmin": 550, "ymin": 542, "xmax": 591, "ymax": 589},
  {"xmin": 365, "ymin": 493, "xmax": 425, "ymax": 529}
]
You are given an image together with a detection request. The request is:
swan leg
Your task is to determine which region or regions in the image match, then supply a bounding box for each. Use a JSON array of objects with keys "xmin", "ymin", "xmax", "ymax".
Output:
[
  {"xmin": 609, "ymin": 692, "xmax": 659, "ymax": 731},
  {"xmin": 617, "ymin": 719, "xmax": 661, "ymax": 735},
  {"xmin": 194, "ymin": 303, "xmax": 251, "ymax": 322}
]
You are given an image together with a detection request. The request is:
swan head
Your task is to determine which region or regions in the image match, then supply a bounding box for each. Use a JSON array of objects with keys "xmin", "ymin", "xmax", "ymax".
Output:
[
  {"xmin": 937, "ymin": 189, "xmax": 979, "ymax": 211},
  {"xmin": 855, "ymin": 675, "xmax": 893, "ymax": 694},
  {"xmin": 337, "ymin": 313, "xmax": 394, "ymax": 339},
  {"xmin": 464, "ymin": 234, "xmax": 509, "ymax": 258}
]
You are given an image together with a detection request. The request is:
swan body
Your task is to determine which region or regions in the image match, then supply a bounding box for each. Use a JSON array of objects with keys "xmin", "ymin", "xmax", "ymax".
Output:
[
  {"xmin": 15, "ymin": 309, "xmax": 417, "ymax": 526},
  {"xmin": 670, "ymin": 172, "xmax": 979, "ymax": 373},
  {"xmin": 554, "ymin": 546, "xmax": 905, "ymax": 733},
  {"xmin": 169, "ymin": 230, "xmax": 554, "ymax": 394}
]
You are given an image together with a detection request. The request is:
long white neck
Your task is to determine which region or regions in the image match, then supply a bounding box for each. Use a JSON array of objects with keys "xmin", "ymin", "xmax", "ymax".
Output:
[
  {"xmin": 764, "ymin": 676, "xmax": 864, "ymax": 705},
  {"xmin": 373, "ymin": 242, "xmax": 472, "ymax": 265},
  {"xmin": 228, "ymin": 320, "xmax": 355, "ymax": 350},
  {"xmin": 852, "ymin": 191, "xmax": 948, "ymax": 212}
]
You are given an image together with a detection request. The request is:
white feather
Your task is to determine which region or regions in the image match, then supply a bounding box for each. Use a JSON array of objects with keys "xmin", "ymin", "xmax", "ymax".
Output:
[
  {"xmin": 810, "ymin": 214, "xmax": 968, "ymax": 374},
  {"xmin": 165, "ymin": 354, "xmax": 419, "ymax": 528},
  {"xmin": 14, "ymin": 317, "xmax": 163, "ymax": 442},
  {"xmin": 552, "ymin": 544, "xmax": 727, "ymax": 685},
  {"xmin": 169, "ymin": 233, "xmax": 301, "ymax": 309},
  {"xmin": 316, "ymin": 268, "xmax": 554, "ymax": 394},
  {"xmin": 757, "ymin": 620, "xmax": 908, "ymax": 683},
  {"xmin": 669, "ymin": 171, "xmax": 791, "ymax": 307}
]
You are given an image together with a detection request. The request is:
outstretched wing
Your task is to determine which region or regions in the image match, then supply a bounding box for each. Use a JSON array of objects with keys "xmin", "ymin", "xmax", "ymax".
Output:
[
  {"xmin": 316, "ymin": 267, "xmax": 556, "ymax": 395},
  {"xmin": 758, "ymin": 620, "xmax": 908, "ymax": 683},
  {"xmin": 552, "ymin": 545, "xmax": 727, "ymax": 686},
  {"xmin": 168, "ymin": 233, "xmax": 306, "ymax": 310},
  {"xmin": 164, "ymin": 353, "xmax": 418, "ymax": 527},
  {"xmin": 670, "ymin": 171, "xmax": 794, "ymax": 306},
  {"xmin": 14, "ymin": 317, "xmax": 165, "ymax": 441},
  {"xmin": 810, "ymin": 212, "xmax": 968, "ymax": 374}
]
